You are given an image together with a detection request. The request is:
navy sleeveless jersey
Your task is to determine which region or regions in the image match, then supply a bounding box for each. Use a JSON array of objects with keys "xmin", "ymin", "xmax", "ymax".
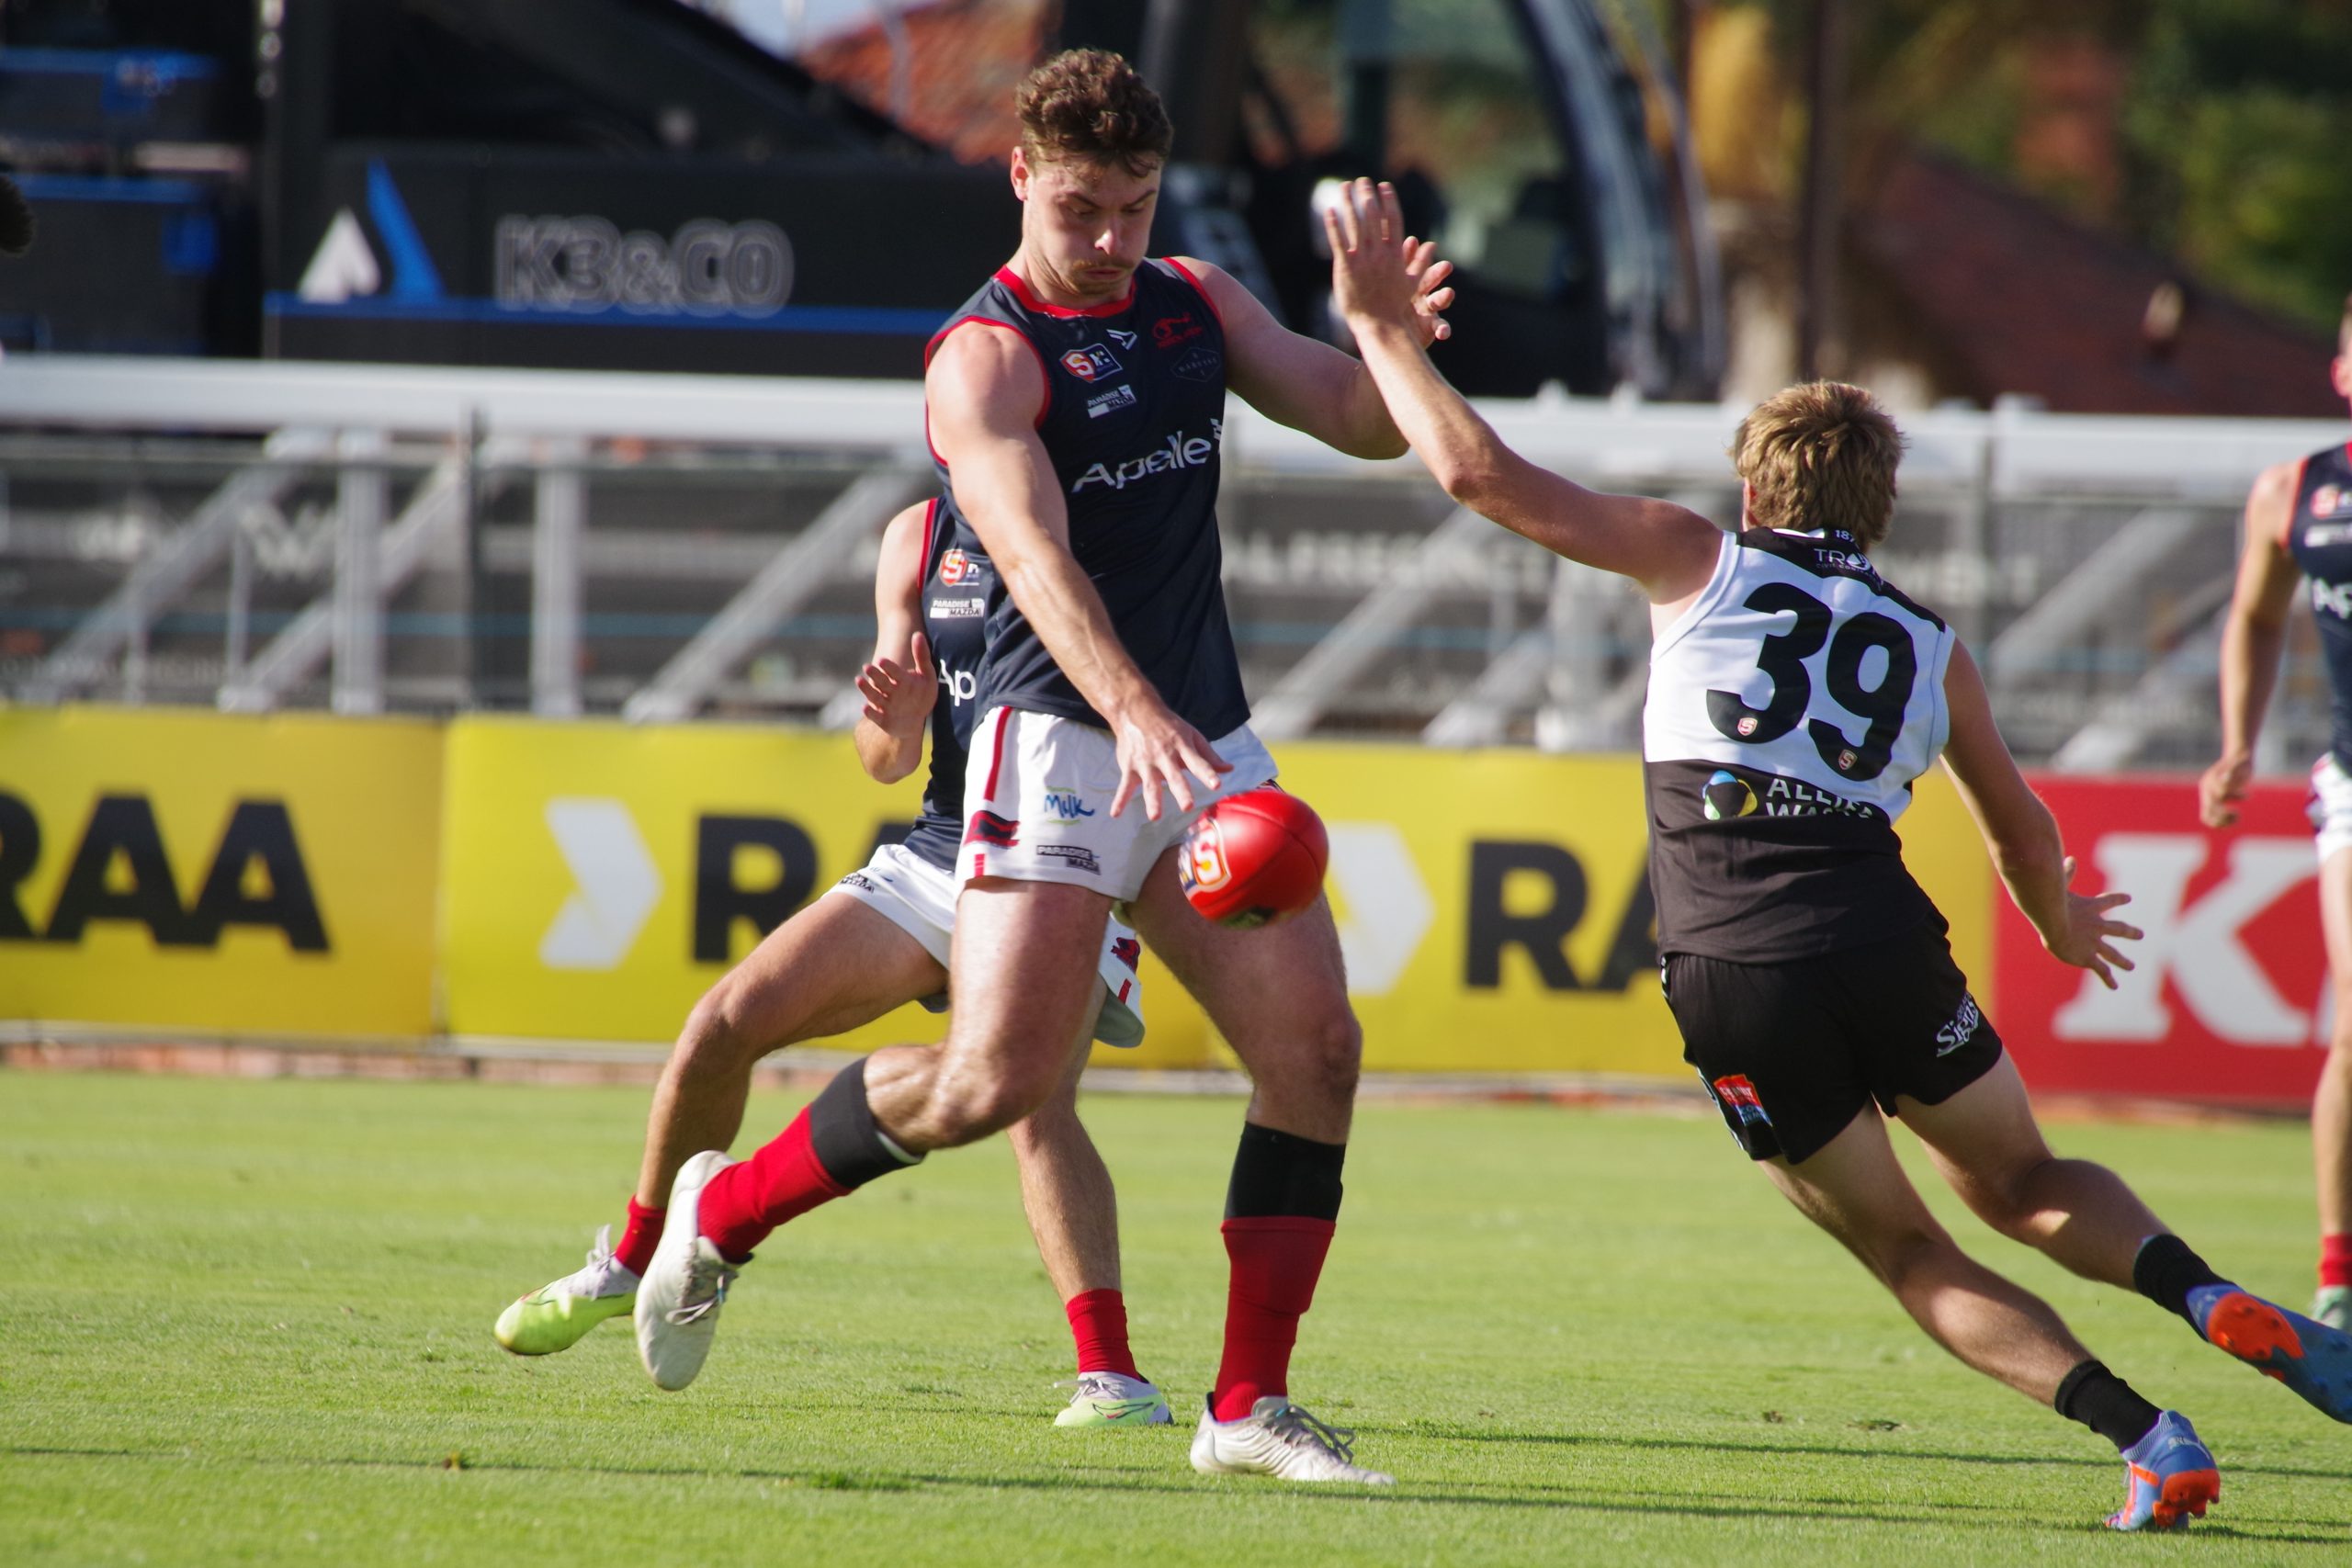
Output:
[
  {"xmin": 2286, "ymin": 442, "xmax": 2352, "ymax": 769},
  {"xmin": 925, "ymin": 260, "xmax": 1250, "ymax": 738},
  {"xmin": 899, "ymin": 499, "xmax": 995, "ymax": 872}
]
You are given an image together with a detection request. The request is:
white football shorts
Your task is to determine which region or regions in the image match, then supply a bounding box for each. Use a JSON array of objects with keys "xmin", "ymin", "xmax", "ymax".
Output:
[
  {"xmin": 2309, "ymin": 753, "xmax": 2352, "ymax": 867},
  {"xmin": 825, "ymin": 840, "xmax": 1144, "ymax": 1047},
  {"xmin": 956, "ymin": 707, "xmax": 1280, "ymax": 902}
]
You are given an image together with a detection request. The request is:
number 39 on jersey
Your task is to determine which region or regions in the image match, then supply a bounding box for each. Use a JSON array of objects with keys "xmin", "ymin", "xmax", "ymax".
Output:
[{"xmin": 1645, "ymin": 528, "xmax": 1956, "ymax": 826}]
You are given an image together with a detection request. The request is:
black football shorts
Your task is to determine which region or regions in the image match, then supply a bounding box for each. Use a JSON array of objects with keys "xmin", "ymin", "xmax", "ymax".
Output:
[{"xmin": 1662, "ymin": 920, "xmax": 2004, "ymax": 1166}]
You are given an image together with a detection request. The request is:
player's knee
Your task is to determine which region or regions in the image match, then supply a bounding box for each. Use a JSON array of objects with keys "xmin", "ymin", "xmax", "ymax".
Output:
[
  {"xmin": 674, "ymin": 978, "xmax": 780, "ymax": 1076},
  {"xmin": 924, "ymin": 1070, "xmax": 1058, "ymax": 1147},
  {"xmin": 1300, "ymin": 1006, "xmax": 1364, "ymax": 1101},
  {"xmin": 1872, "ymin": 1227, "xmax": 1950, "ymax": 1295}
]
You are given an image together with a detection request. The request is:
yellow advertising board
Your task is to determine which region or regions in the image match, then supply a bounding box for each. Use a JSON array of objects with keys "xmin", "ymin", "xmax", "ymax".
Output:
[
  {"xmin": 0, "ymin": 705, "xmax": 443, "ymax": 1035},
  {"xmin": 0, "ymin": 708, "xmax": 2000, "ymax": 1078},
  {"xmin": 435, "ymin": 716, "xmax": 1220, "ymax": 1066},
  {"xmin": 1274, "ymin": 744, "xmax": 1671, "ymax": 1076}
]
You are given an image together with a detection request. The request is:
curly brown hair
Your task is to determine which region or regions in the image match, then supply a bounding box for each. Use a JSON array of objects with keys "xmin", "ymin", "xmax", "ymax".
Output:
[
  {"xmin": 1016, "ymin": 49, "xmax": 1171, "ymax": 176},
  {"xmin": 1730, "ymin": 381, "xmax": 1905, "ymax": 549}
]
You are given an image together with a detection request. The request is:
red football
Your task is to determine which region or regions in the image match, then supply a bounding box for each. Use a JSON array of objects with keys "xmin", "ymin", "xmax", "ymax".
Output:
[{"xmin": 1177, "ymin": 786, "xmax": 1329, "ymax": 928}]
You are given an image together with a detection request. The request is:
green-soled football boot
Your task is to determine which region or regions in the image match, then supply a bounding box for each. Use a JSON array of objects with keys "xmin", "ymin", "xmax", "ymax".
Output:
[
  {"xmin": 1054, "ymin": 1371, "xmax": 1174, "ymax": 1427},
  {"xmin": 495, "ymin": 1224, "xmax": 639, "ymax": 1355}
]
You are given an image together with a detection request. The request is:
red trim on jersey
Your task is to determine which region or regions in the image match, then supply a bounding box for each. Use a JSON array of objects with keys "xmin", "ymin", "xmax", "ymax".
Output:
[
  {"xmin": 1163, "ymin": 257, "xmax": 1224, "ymax": 328},
  {"xmin": 926, "ymin": 314, "xmax": 1051, "ymax": 428},
  {"xmin": 980, "ymin": 706, "xmax": 1013, "ymax": 803},
  {"xmin": 2285, "ymin": 455, "xmax": 2314, "ymax": 550},
  {"xmin": 919, "ymin": 496, "xmax": 943, "ymax": 595},
  {"xmin": 995, "ymin": 264, "xmax": 1136, "ymax": 319}
]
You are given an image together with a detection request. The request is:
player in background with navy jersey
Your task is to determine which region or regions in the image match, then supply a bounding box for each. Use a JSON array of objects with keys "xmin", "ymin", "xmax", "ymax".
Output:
[
  {"xmin": 495, "ymin": 500, "xmax": 1170, "ymax": 1429},
  {"xmin": 2201, "ymin": 293, "xmax": 2352, "ymax": 1334},
  {"xmin": 638, "ymin": 52, "xmax": 1453, "ymax": 1483},
  {"xmin": 1327, "ymin": 178, "xmax": 2352, "ymax": 1529}
]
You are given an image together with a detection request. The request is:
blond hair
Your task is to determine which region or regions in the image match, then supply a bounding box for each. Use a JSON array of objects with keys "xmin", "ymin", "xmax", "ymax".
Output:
[
  {"xmin": 1730, "ymin": 381, "xmax": 1905, "ymax": 548},
  {"xmin": 1016, "ymin": 50, "xmax": 1171, "ymax": 176}
]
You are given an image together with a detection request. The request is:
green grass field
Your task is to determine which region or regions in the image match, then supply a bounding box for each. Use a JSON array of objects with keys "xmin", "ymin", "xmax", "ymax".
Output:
[{"xmin": 4, "ymin": 1070, "xmax": 2348, "ymax": 1565}]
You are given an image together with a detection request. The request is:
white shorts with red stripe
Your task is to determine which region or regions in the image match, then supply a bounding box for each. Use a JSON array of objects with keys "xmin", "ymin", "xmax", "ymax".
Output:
[
  {"xmin": 826, "ymin": 840, "xmax": 1145, "ymax": 1046},
  {"xmin": 956, "ymin": 706, "xmax": 1279, "ymax": 902}
]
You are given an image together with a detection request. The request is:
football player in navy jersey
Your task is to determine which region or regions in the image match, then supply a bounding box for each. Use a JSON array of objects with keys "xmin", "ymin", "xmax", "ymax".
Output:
[
  {"xmin": 637, "ymin": 51, "xmax": 1453, "ymax": 1483},
  {"xmin": 2201, "ymin": 293, "xmax": 2352, "ymax": 1333},
  {"xmin": 1329, "ymin": 178, "xmax": 2352, "ymax": 1529},
  {"xmin": 494, "ymin": 501, "xmax": 1172, "ymax": 1428}
]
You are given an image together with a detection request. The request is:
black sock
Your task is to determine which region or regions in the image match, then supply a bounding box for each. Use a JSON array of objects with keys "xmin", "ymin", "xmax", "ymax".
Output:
[
  {"xmin": 2132, "ymin": 1234, "xmax": 2228, "ymax": 1328},
  {"xmin": 2054, "ymin": 1360, "xmax": 2162, "ymax": 1452},
  {"xmin": 807, "ymin": 1057, "xmax": 922, "ymax": 1192},
  {"xmin": 1224, "ymin": 1122, "xmax": 1346, "ymax": 1221}
]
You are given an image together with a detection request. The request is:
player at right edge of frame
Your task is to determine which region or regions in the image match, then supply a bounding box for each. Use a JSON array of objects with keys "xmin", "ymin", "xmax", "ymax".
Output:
[
  {"xmin": 2200, "ymin": 291, "xmax": 2352, "ymax": 1334},
  {"xmin": 1325, "ymin": 176, "xmax": 2352, "ymax": 1531}
]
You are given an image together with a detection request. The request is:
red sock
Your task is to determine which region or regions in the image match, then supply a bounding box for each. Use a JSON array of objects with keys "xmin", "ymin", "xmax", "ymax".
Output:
[
  {"xmin": 1211, "ymin": 1216, "xmax": 1335, "ymax": 1421},
  {"xmin": 613, "ymin": 1196, "xmax": 665, "ymax": 1278},
  {"xmin": 693, "ymin": 1108, "xmax": 849, "ymax": 1262},
  {"xmin": 2322, "ymin": 1234, "xmax": 2352, "ymax": 1290},
  {"xmin": 1066, "ymin": 1288, "xmax": 1140, "ymax": 1378}
]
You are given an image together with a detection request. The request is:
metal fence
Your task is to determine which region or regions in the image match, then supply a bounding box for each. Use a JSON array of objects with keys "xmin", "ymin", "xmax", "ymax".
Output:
[{"xmin": 1, "ymin": 355, "xmax": 2341, "ymax": 773}]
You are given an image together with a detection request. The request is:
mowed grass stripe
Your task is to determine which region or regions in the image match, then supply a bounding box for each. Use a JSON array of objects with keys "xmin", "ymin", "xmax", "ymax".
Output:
[{"xmin": 2, "ymin": 1072, "xmax": 2346, "ymax": 1564}]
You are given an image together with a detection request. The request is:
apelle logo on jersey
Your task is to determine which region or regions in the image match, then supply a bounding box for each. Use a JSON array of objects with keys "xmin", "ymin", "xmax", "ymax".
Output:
[{"xmin": 1070, "ymin": 419, "xmax": 1223, "ymax": 493}]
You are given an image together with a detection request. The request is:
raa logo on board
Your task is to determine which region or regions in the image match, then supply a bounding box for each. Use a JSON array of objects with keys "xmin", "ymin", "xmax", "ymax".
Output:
[{"xmin": 0, "ymin": 792, "xmax": 328, "ymax": 950}]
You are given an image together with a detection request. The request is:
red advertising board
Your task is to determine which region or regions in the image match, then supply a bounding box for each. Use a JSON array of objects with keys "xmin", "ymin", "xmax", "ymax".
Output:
[{"xmin": 1994, "ymin": 773, "xmax": 2330, "ymax": 1107}]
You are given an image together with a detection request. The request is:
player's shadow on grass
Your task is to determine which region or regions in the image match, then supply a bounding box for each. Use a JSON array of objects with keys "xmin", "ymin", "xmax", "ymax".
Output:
[{"xmin": 18, "ymin": 1443, "xmax": 2349, "ymax": 1544}]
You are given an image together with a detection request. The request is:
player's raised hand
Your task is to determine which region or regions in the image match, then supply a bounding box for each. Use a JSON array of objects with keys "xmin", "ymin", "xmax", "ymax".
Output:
[
  {"xmin": 2043, "ymin": 853, "xmax": 2143, "ymax": 990},
  {"xmin": 1325, "ymin": 178, "xmax": 1421, "ymax": 331},
  {"xmin": 2197, "ymin": 750, "xmax": 2251, "ymax": 829},
  {"xmin": 856, "ymin": 632, "xmax": 936, "ymax": 739},
  {"xmin": 1109, "ymin": 702, "xmax": 1231, "ymax": 821}
]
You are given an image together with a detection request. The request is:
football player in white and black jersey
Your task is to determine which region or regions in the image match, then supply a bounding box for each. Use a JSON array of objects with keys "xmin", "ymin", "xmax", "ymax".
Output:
[
  {"xmin": 1329, "ymin": 177, "xmax": 2352, "ymax": 1530},
  {"xmin": 494, "ymin": 502, "xmax": 1170, "ymax": 1428},
  {"xmin": 2201, "ymin": 292, "xmax": 2352, "ymax": 1334}
]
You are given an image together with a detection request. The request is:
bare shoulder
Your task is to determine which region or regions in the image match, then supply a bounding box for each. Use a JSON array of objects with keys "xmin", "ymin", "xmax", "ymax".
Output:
[
  {"xmin": 927, "ymin": 315, "xmax": 1037, "ymax": 388},
  {"xmin": 2245, "ymin": 457, "xmax": 2305, "ymax": 549}
]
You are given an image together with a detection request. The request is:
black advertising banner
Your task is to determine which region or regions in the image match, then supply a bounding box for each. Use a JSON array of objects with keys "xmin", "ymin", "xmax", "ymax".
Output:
[{"xmin": 268, "ymin": 147, "xmax": 1018, "ymax": 378}]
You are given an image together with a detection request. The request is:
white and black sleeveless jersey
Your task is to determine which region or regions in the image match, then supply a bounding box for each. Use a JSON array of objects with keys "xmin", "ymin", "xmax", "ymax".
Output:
[{"xmin": 1644, "ymin": 526, "xmax": 1957, "ymax": 962}]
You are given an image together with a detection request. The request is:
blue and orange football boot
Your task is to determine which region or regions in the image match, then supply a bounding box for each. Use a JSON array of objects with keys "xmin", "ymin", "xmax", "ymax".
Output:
[
  {"xmin": 2188, "ymin": 1283, "xmax": 2352, "ymax": 1423},
  {"xmin": 2104, "ymin": 1412, "xmax": 2219, "ymax": 1532}
]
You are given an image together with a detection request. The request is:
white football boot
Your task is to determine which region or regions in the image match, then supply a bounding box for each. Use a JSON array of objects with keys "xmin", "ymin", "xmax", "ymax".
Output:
[
  {"xmin": 632, "ymin": 1151, "xmax": 741, "ymax": 1392},
  {"xmin": 2315, "ymin": 1284, "xmax": 2352, "ymax": 1333},
  {"xmin": 1190, "ymin": 1395, "xmax": 1394, "ymax": 1483},
  {"xmin": 1054, "ymin": 1371, "xmax": 1175, "ymax": 1427}
]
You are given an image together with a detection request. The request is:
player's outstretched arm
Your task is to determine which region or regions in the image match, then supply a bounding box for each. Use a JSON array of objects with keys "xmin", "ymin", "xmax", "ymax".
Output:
[
  {"xmin": 1324, "ymin": 179, "xmax": 1717, "ymax": 606},
  {"xmin": 853, "ymin": 501, "xmax": 940, "ymax": 785},
  {"xmin": 926, "ymin": 323, "xmax": 1227, "ymax": 819},
  {"xmin": 2201, "ymin": 459, "xmax": 2302, "ymax": 828},
  {"xmin": 1185, "ymin": 247, "xmax": 1451, "ymax": 460},
  {"xmin": 1939, "ymin": 640, "xmax": 2141, "ymax": 987}
]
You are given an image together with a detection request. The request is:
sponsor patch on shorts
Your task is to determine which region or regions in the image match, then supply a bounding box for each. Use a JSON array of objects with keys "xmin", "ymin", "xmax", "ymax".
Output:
[
  {"xmin": 1934, "ymin": 993, "xmax": 1984, "ymax": 1056},
  {"xmin": 1035, "ymin": 843, "xmax": 1102, "ymax": 875},
  {"xmin": 1711, "ymin": 1074, "xmax": 1771, "ymax": 1128}
]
